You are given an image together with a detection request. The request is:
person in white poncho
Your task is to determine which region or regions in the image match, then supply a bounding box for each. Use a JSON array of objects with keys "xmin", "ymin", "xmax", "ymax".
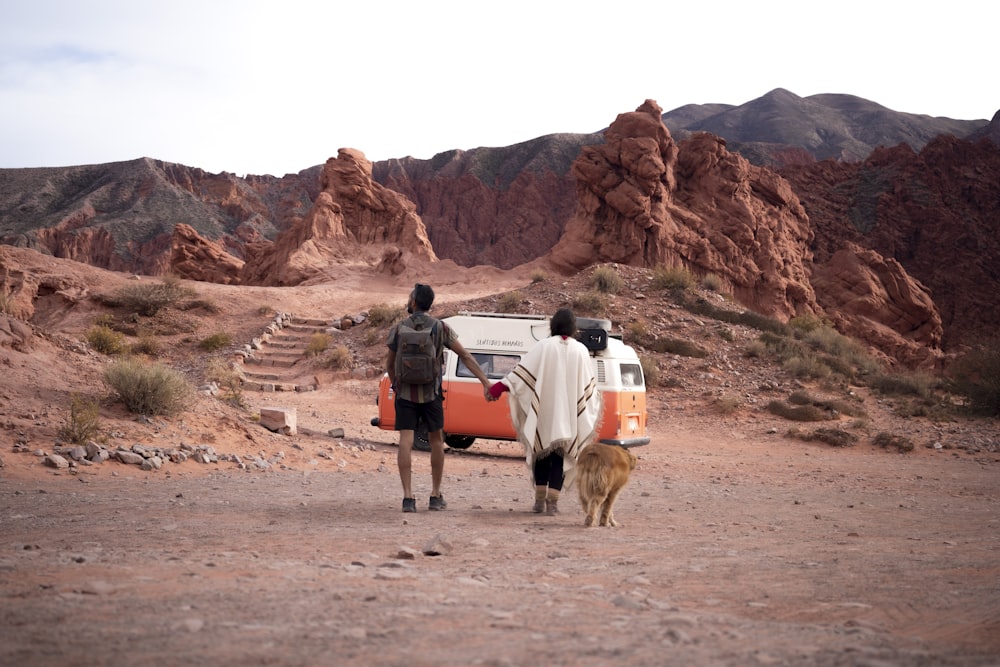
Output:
[{"xmin": 488, "ymin": 308, "xmax": 603, "ymax": 515}]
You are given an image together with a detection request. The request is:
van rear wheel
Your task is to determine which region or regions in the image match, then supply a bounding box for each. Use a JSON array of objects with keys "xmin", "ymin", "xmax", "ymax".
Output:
[
  {"xmin": 444, "ymin": 435, "xmax": 475, "ymax": 449},
  {"xmin": 414, "ymin": 427, "xmax": 431, "ymax": 452}
]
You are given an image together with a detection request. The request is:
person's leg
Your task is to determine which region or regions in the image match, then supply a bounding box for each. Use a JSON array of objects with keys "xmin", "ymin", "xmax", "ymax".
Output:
[
  {"xmin": 397, "ymin": 429, "xmax": 415, "ymax": 499},
  {"xmin": 423, "ymin": 396, "xmax": 448, "ymax": 509},
  {"xmin": 532, "ymin": 457, "xmax": 548, "ymax": 513},
  {"xmin": 428, "ymin": 428, "xmax": 446, "ymax": 498},
  {"xmin": 545, "ymin": 453, "xmax": 564, "ymax": 515},
  {"xmin": 394, "ymin": 397, "xmax": 420, "ymax": 510}
]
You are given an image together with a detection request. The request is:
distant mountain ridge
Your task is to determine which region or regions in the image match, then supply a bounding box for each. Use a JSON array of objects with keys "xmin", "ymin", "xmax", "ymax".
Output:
[
  {"xmin": 661, "ymin": 88, "xmax": 988, "ymax": 166},
  {"xmin": 0, "ymin": 90, "xmax": 997, "ymax": 357}
]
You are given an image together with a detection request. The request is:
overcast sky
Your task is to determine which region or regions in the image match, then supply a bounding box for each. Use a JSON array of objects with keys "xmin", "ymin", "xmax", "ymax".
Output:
[{"xmin": 1, "ymin": 0, "xmax": 994, "ymax": 177}]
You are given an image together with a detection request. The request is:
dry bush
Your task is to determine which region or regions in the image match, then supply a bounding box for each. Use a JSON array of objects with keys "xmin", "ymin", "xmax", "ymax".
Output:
[
  {"xmin": 626, "ymin": 320, "xmax": 649, "ymax": 342},
  {"xmin": 713, "ymin": 395, "xmax": 742, "ymax": 415},
  {"xmin": 322, "ymin": 345, "xmax": 353, "ymax": 370},
  {"xmin": 103, "ymin": 357, "xmax": 192, "ymax": 417},
  {"xmin": 571, "ymin": 291, "xmax": 608, "ymax": 317},
  {"xmin": 306, "ymin": 332, "xmax": 334, "ymax": 357},
  {"xmin": 700, "ymin": 273, "xmax": 724, "ymax": 292},
  {"xmin": 639, "ymin": 355, "xmax": 659, "ymax": 388},
  {"xmin": 530, "ymin": 269, "xmax": 548, "ymax": 284},
  {"xmin": 767, "ymin": 400, "xmax": 828, "ymax": 422},
  {"xmin": 788, "ymin": 427, "xmax": 858, "ymax": 447},
  {"xmin": 106, "ymin": 277, "xmax": 196, "ymax": 316},
  {"xmin": 951, "ymin": 338, "xmax": 1000, "ymax": 417},
  {"xmin": 86, "ymin": 325, "xmax": 127, "ymax": 355},
  {"xmin": 873, "ymin": 432, "xmax": 915, "ymax": 452},
  {"xmin": 590, "ymin": 266, "xmax": 623, "ymax": 294},
  {"xmin": 130, "ymin": 335, "xmax": 161, "ymax": 356},
  {"xmin": 497, "ymin": 291, "xmax": 523, "ymax": 313},
  {"xmin": 367, "ymin": 303, "xmax": 404, "ymax": 328},
  {"xmin": 647, "ymin": 336, "xmax": 709, "ymax": 359},
  {"xmin": 199, "ymin": 332, "xmax": 232, "ymax": 351},
  {"xmin": 58, "ymin": 394, "xmax": 102, "ymax": 445},
  {"xmin": 651, "ymin": 265, "xmax": 695, "ymax": 291}
]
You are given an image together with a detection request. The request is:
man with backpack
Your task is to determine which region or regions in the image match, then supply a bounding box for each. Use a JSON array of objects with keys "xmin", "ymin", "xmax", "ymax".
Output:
[{"xmin": 385, "ymin": 283, "xmax": 493, "ymax": 513}]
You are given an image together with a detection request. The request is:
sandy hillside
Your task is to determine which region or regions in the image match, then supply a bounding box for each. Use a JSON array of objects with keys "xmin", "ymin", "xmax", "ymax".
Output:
[{"xmin": 1, "ymin": 249, "xmax": 998, "ymax": 666}]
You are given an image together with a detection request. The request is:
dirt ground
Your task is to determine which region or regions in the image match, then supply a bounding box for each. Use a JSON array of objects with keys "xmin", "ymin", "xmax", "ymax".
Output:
[{"xmin": 1, "ymin": 249, "xmax": 999, "ymax": 666}]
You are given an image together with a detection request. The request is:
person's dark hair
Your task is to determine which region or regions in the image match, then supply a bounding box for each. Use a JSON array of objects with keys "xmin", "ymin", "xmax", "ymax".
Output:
[
  {"xmin": 412, "ymin": 283, "xmax": 435, "ymax": 311},
  {"xmin": 550, "ymin": 308, "xmax": 577, "ymax": 337}
]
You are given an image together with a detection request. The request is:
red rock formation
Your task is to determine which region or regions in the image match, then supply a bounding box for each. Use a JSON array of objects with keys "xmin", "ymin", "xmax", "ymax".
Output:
[
  {"xmin": 168, "ymin": 224, "xmax": 244, "ymax": 284},
  {"xmin": 240, "ymin": 149, "xmax": 435, "ymax": 286},
  {"xmin": 782, "ymin": 135, "xmax": 1000, "ymax": 351},
  {"xmin": 811, "ymin": 243, "xmax": 943, "ymax": 368},
  {"xmin": 549, "ymin": 100, "xmax": 819, "ymax": 320}
]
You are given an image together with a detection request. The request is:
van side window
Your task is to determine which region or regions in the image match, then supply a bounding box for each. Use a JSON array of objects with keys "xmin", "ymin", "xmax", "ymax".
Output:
[
  {"xmin": 457, "ymin": 353, "xmax": 521, "ymax": 379},
  {"xmin": 620, "ymin": 363, "xmax": 644, "ymax": 388}
]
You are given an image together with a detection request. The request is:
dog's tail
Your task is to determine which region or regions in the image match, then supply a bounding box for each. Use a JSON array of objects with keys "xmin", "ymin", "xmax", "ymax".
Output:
[{"xmin": 575, "ymin": 446, "xmax": 612, "ymax": 500}]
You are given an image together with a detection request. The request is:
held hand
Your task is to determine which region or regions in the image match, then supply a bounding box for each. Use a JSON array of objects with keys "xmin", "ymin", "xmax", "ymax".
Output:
[{"xmin": 483, "ymin": 386, "xmax": 494, "ymax": 402}]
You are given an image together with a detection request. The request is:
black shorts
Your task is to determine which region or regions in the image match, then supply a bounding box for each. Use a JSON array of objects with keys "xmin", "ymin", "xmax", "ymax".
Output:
[{"xmin": 394, "ymin": 396, "xmax": 445, "ymax": 432}]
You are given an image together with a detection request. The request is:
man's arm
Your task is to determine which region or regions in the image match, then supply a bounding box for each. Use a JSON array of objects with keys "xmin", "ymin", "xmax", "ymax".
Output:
[
  {"xmin": 385, "ymin": 348, "xmax": 396, "ymax": 387},
  {"xmin": 448, "ymin": 338, "xmax": 494, "ymax": 401}
]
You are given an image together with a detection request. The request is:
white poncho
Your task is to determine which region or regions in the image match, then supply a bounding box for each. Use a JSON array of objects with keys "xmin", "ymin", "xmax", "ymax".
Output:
[{"xmin": 502, "ymin": 335, "xmax": 602, "ymax": 484}]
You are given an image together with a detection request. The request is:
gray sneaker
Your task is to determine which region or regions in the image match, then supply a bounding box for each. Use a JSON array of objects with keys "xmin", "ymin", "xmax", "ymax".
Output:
[
  {"xmin": 402, "ymin": 497, "xmax": 417, "ymax": 513},
  {"xmin": 428, "ymin": 495, "xmax": 448, "ymax": 511}
]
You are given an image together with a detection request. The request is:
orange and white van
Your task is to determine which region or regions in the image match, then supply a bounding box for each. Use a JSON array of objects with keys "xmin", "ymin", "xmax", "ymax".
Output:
[{"xmin": 371, "ymin": 312, "xmax": 649, "ymax": 451}]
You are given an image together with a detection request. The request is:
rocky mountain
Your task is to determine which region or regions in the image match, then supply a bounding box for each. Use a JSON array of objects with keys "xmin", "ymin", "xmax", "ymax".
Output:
[
  {"xmin": 0, "ymin": 91, "xmax": 997, "ymax": 363},
  {"xmin": 662, "ymin": 88, "xmax": 987, "ymax": 167}
]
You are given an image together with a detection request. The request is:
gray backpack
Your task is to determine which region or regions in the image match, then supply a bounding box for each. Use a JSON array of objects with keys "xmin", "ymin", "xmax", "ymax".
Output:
[{"xmin": 394, "ymin": 318, "xmax": 439, "ymax": 385}]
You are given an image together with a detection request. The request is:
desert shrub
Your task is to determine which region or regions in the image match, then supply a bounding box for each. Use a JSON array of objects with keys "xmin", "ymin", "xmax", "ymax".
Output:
[
  {"xmin": 571, "ymin": 291, "xmax": 608, "ymax": 316},
  {"xmin": 700, "ymin": 273, "xmax": 724, "ymax": 292},
  {"xmin": 713, "ymin": 395, "xmax": 742, "ymax": 414},
  {"xmin": 590, "ymin": 266, "xmax": 623, "ymax": 294},
  {"xmin": 0, "ymin": 291, "xmax": 13, "ymax": 315},
  {"xmin": 497, "ymin": 291, "xmax": 523, "ymax": 313},
  {"xmin": 367, "ymin": 303, "xmax": 404, "ymax": 328},
  {"xmin": 867, "ymin": 371, "xmax": 936, "ymax": 399},
  {"xmin": 58, "ymin": 394, "xmax": 102, "ymax": 444},
  {"xmin": 322, "ymin": 344, "xmax": 353, "ymax": 370},
  {"xmin": 86, "ymin": 325, "xmax": 128, "ymax": 355},
  {"xmin": 716, "ymin": 326, "xmax": 735, "ymax": 342},
  {"xmin": 306, "ymin": 332, "xmax": 334, "ymax": 357},
  {"xmin": 108, "ymin": 278, "xmax": 196, "ymax": 316},
  {"xmin": 782, "ymin": 355, "xmax": 833, "ymax": 380},
  {"xmin": 103, "ymin": 357, "xmax": 192, "ymax": 416},
  {"xmin": 681, "ymin": 295, "xmax": 788, "ymax": 335},
  {"xmin": 93, "ymin": 313, "xmax": 115, "ymax": 327},
  {"xmin": 199, "ymin": 332, "xmax": 232, "ymax": 351},
  {"xmin": 767, "ymin": 400, "xmax": 828, "ymax": 421},
  {"xmin": 258, "ymin": 304, "xmax": 276, "ymax": 316},
  {"xmin": 639, "ymin": 355, "xmax": 658, "ymax": 387},
  {"xmin": 530, "ymin": 269, "xmax": 548, "ymax": 284},
  {"xmin": 647, "ymin": 336, "xmax": 709, "ymax": 358},
  {"xmin": 651, "ymin": 265, "xmax": 695, "ymax": 291},
  {"xmin": 787, "ymin": 390, "xmax": 867, "ymax": 418},
  {"xmin": 204, "ymin": 357, "xmax": 241, "ymax": 388},
  {"xmin": 948, "ymin": 339, "xmax": 1000, "ymax": 416},
  {"xmin": 626, "ymin": 320, "xmax": 649, "ymax": 341},
  {"xmin": 179, "ymin": 298, "xmax": 219, "ymax": 313},
  {"xmin": 743, "ymin": 340, "xmax": 768, "ymax": 358},
  {"xmin": 130, "ymin": 335, "xmax": 161, "ymax": 356},
  {"xmin": 789, "ymin": 427, "xmax": 858, "ymax": 447},
  {"xmin": 873, "ymin": 432, "xmax": 915, "ymax": 452}
]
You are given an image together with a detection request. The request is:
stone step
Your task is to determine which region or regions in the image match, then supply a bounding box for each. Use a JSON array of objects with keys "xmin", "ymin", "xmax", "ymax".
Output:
[
  {"xmin": 290, "ymin": 318, "xmax": 331, "ymax": 327},
  {"xmin": 244, "ymin": 357, "xmax": 299, "ymax": 368},
  {"xmin": 242, "ymin": 370, "xmax": 283, "ymax": 381},
  {"xmin": 284, "ymin": 323, "xmax": 329, "ymax": 334}
]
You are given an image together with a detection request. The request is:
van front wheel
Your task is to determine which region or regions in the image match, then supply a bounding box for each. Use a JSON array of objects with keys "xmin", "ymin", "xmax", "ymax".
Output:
[
  {"xmin": 413, "ymin": 427, "xmax": 431, "ymax": 452},
  {"xmin": 444, "ymin": 435, "xmax": 475, "ymax": 449}
]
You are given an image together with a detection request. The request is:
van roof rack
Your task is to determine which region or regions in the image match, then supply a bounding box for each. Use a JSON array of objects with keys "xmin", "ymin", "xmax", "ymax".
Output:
[{"xmin": 457, "ymin": 311, "xmax": 548, "ymax": 320}]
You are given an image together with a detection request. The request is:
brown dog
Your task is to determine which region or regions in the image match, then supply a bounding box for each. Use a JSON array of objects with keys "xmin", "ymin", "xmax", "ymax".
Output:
[{"xmin": 575, "ymin": 443, "xmax": 637, "ymax": 527}]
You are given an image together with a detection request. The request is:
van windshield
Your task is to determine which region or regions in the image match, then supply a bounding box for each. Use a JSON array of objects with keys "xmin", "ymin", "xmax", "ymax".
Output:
[{"xmin": 457, "ymin": 353, "xmax": 521, "ymax": 380}]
